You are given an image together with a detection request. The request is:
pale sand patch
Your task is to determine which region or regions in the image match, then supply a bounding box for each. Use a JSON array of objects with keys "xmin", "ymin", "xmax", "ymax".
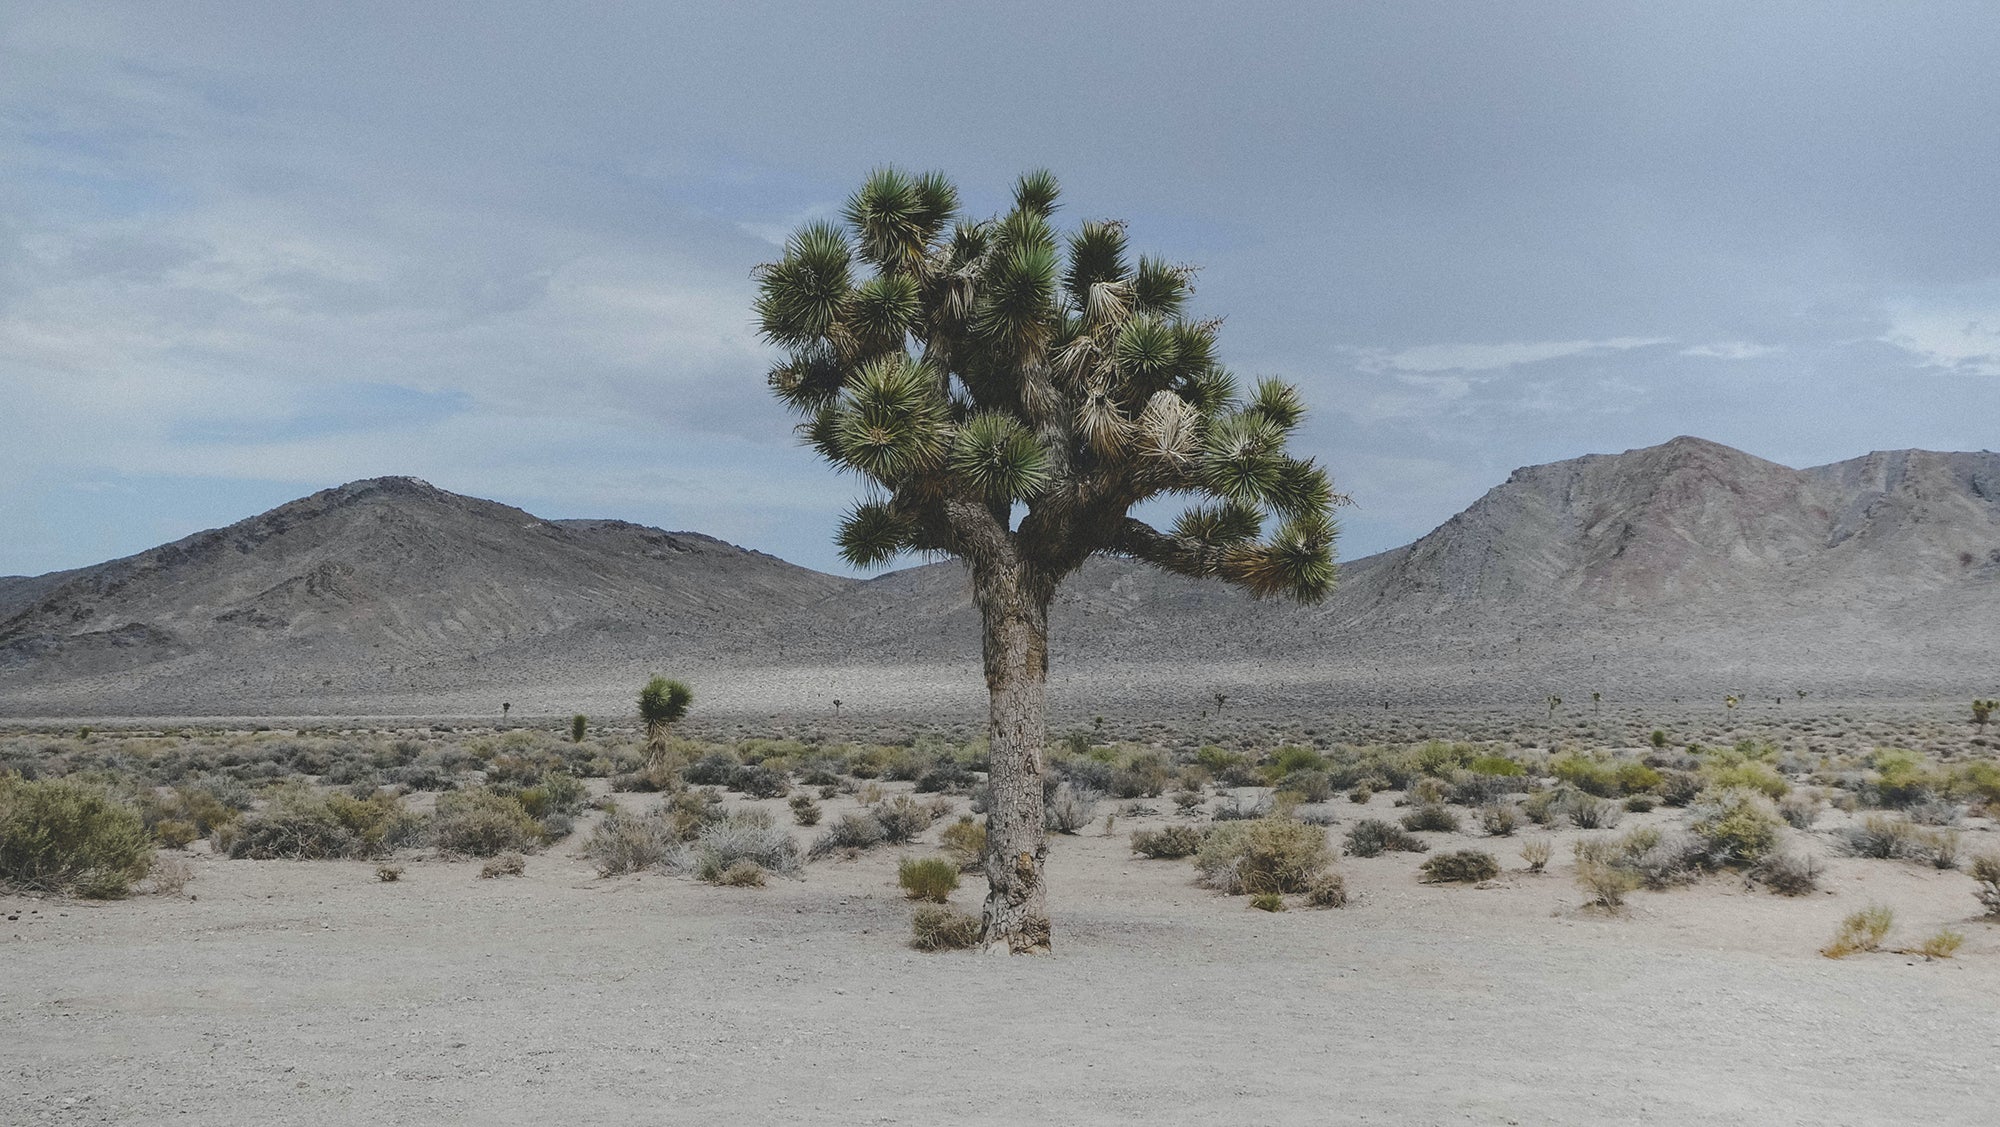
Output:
[{"xmin": 4, "ymin": 789, "xmax": 1995, "ymax": 1126}]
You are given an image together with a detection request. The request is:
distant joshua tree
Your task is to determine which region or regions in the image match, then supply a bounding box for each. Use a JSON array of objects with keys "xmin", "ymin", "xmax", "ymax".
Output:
[
  {"xmin": 1975, "ymin": 699, "xmax": 1996, "ymax": 733},
  {"xmin": 1547, "ymin": 694, "xmax": 1562, "ymax": 721},
  {"xmin": 1724, "ymin": 694, "xmax": 1740, "ymax": 722},
  {"xmin": 638, "ymin": 677, "xmax": 693, "ymax": 765},
  {"xmin": 571, "ymin": 714, "xmax": 588, "ymax": 743},
  {"xmin": 753, "ymin": 168, "xmax": 1340, "ymax": 952}
]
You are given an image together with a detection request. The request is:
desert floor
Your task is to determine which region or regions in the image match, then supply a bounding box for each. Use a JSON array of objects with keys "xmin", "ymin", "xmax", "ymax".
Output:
[{"xmin": 6, "ymin": 781, "xmax": 1997, "ymax": 1127}]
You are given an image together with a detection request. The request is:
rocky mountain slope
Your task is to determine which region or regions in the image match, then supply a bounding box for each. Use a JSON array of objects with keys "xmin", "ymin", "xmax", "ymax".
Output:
[{"xmin": 1, "ymin": 437, "xmax": 1993, "ymax": 716}]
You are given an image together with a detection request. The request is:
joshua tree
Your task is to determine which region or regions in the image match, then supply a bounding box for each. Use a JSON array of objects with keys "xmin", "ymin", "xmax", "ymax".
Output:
[
  {"xmin": 1975, "ymin": 699, "xmax": 1995, "ymax": 733},
  {"xmin": 754, "ymin": 168, "xmax": 1340, "ymax": 952},
  {"xmin": 638, "ymin": 677, "xmax": 693, "ymax": 766},
  {"xmin": 1546, "ymin": 694, "xmax": 1562, "ymax": 721},
  {"xmin": 571, "ymin": 714, "xmax": 588, "ymax": 743}
]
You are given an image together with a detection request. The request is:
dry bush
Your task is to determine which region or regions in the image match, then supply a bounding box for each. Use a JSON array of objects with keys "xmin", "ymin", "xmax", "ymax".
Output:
[
  {"xmin": 1750, "ymin": 850, "xmax": 1821, "ymax": 896},
  {"xmin": 1130, "ymin": 824, "xmax": 1207, "ymax": 859},
  {"xmin": 938, "ymin": 815, "xmax": 986, "ymax": 871},
  {"xmin": 1347, "ymin": 784, "xmax": 1373, "ymax": 805},
  {"xmin": 0, "ymin": 777, "xmax": 153, "ymax": 898},
  {"xmin": 479, "ymin": 852, "xmax": 526, "ymax": 879},
  {"xmin": 872, "ymin": 795, "xmax": 938, "ymax": 844},
  {"xmin": 898, "ymin": 856, "xmax": 960, "ymax": 902},
  {"xmin": 1972, "ymin": 853, "xmax": 2000, "ymax": 917},
  {"xmin": 1576, "ymin": 860, "xmax": 1640, "ymax": 909},
  {"xmin": 1195, "ymin": 817, "xmax": 1334, "ymax": 895},
  {"xmin": 1344, "ymin": 818, "xmax": 1429, "ymax": 858},
  {"xmin": 911, "ymin": 904, "xmax": 983, "ymax": 951},
  {"xmin": 1564, "ymin": 794, "xmax": 1623, "ymax": 830},
  {"xmin": 1914, "ymin": 929, "xmax": 1964, "ymax": 960},
  {"xmin": 1838, "ymin": 814, "xmax": 1922, "ymax": 860},
  {"xmin": 1822, "ymin": 905, "xmax": 1894, "ymax": 958},
  {"xmin": 1400, "ymin": 804, "xmax": 1460, "ymax": 833},
  {"xmin": 1778, "ymin": 792, "xmax": 1823, "ymax": 830},
  {"xmin": 712, "ymin": 860, "xmax": 766, "ymax": 887},
  {"xmin": 1419, "ymin": 849, "xmax": 1500, "ymax": 884},
  {"xmin": 1520, "ymin": 837, "xmax": 1552, "ymax": 873},
  {"xmin": 808, "ymin": 812, "xmax": 887, "ymax": 860},
  {"xmin": 1044, "ymin": 783, "xmax": 1101, "ymax": 835},
  {"xmin": 376, "ymin": 864, "xmax": 404, "ymax": 882},
  {"xmin": 581, "ymin": 808, "xmax": 678, "ymax": 876},
  {"xmin": 145, "ymin": 852, "xmax": 193, "ymax": 896},
  {"xmin": 1686, "ymin": 789, "xmax": 1781, "ymax": 866},
  {"xmin": 1249, "ymin": 891, "xmax": 1286, "ymax": 912},
  {"xmin": 1303, "ymin": 872, "xmax": 1348, "ymax": 908},
  {"xmin": 788, "ymin": 794, "xmax": 822, "ymax": 827},
  {"xmin": 431, "ymin": 788, "xmax": 541, "ymax": 857},
  {"xmin": 678, "ymin": 811, "xmax": 802, "ymax": 880}
]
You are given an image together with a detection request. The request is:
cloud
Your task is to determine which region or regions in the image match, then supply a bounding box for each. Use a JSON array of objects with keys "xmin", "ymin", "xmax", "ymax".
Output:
[
  {"xmin": 1355, "ymin": 337, "xmax": 1674, "ymax": 374},
  {"xmin": 1680, "ymin": 341, "xmax": 1781, "ymax": 360},
  {"xmin": 1880, "ymin": 299, "xmax": 2000, "ymax": 376}
]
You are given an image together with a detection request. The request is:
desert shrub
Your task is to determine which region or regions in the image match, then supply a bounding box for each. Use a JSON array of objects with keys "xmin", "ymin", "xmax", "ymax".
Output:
[
  {"xmin": 431, "ymin": 787, "xmax": 542, "ymax": 857},
  {"xmin": 1838, "ymin": 814, "xmax": 1921, "ymax": 860},
  {"xmin": 1658, "ymin": 770, "xmax": 1705, "ymax": 807},
  {"xmin": 1622, "ymin": 794, "xmax": 1657, "ymax": 813},
  {"xmin": 1410, "ymin": 741, "xmax": 1476, "ymax": 778},
  {"xmin": 1347, "ymin": 784, "xmax": 1373, "ymax": 805},
  {"xmin": 1467, "ymin": 754, "xmax": 1524, "ymax": 778},
  {"xmin": 1130, "ymin": 824, "xmax": 1207, "ymax": 859},
  {"xmin": 1564, "ymin": 794, "xmax": 1622, "ymax": 830},
  {"xmin": 729, "ymin": 764, "xmax": 790, "ymax": 799},
  {"xmin": 1520, "ymin": 837, "xmax": 1552, "ymax": 872},
  {"xmin": 0, "ymin": 777, "xmax": 154, "ymax": 898},
  {"xmin": 1171, "ymin": 788, "xmax": 1204, "ymax": 814},
  {"xmin": 144, "ymin": 853, "xmax": 193, "ymax": 896},
  {"xmin": 1400, "ymin": 804, "xmax": 1460, "ymax": 833},
  {"xmin": 1303, "ymin": 872, "xmax": 1348, "ymax": 908},
  {"xmin": 1211, "ymin": 794, "xmax": 1272, "ymax": 821},
  {"xmin": 1916, "ymin": 929, "xmax": 1964, "ymax": 960},
  {"xmin": 582, "ymin": 808, "xmax": 678, "ymax": 875},
  {"xmin": 152, "ymin": 819, "xmax": 200, "ymax": 849},
  {"xmin": 938, "ymin": 815, "xmax": 986, "ymax": 871},
  {"xmin": 376, "ymin": 864, "xmax": 404, "ymax": 882},
  {"xmin": 1576, "ymin": 860, "xmax": 1641, "ymax": 908},
  {"xmin": 899, "ymin": 856, "xmax": 961, "ymax": 902},
  {"xmin": 1751, "ymin": 850, "xmax": 1821, "ymax": 896},
  {"xmin": 1777, "ymin": 792, "xmax": 1823, "ymax": 829},
  {"xmin": 1916, "ymin": 828, "xmax": 1960, "ymax": 870},
  {"xmin": 808, "ymin": 812, "xmax": 887, "ymax": 859},
  {"xmin": 1706, "ymin": 761, "xmax": 1789, "ymax": 800},
  {"xmin": 609, "ymin": 764, "xmax": 679, "ymax": 793},
  {"xmin": 1614, "ymin": 762, "xmax": 1663, "ymax": 795},
  {"xmin": 1904, "ymin": 799, "xmax": 1963, "ymax": 827},
  {"xmin": 911, "ymin": 904, "xmax": 983, "ymax": 951},
  {"xmin": 678, "ymin": 811, "xmax": 802, "ymax": 880},
  {"xmin": 1344, "ymin": 818, "xmax": 1429, "ymax": 857},
  {"xmin": 1195, "ymin": 817, "xmax": 1334, "ymax": 895},
  {"xmin": 1249, "ymin": 891, "xmax": 1286, "ymax": 912},
  {"xmin": 1407, "ymin": 777, "xmax": 1448, "ymax": 806},
  {"xmin": 1949, "ymin": 760, "xmax": 2000, "ymax": 807},
  {"xmin": 788, "ymin": 794, "xmax": 822, "ymax": 826},
  {"xmin": 227, "ymin": 786, "xmax": 417, "ymax": 861},
  {"xmin": 872, "ymin": 795, "xmax": 937, "ymax": 843},
  {"xmin": 1477, "ymin": 801, "xmax": 1519, "ymax": 838},
  {"xmin": 1044, "ymin": 783, "xmax": 1101, "ymax": 835},
  {"xmin": 707, "ymin": 860, "xmax": 763, "ymax": 886},
  {"xmin": 1686, "ymin": 789, "xmax": 1781, "ymax": 866},
  {"xmin": 915, "ymin": 760, "xmax": 975, "ymax": 794},
  {"xmin": 682, "ymin": 753, "xmax": 738, "ymax": 787},
  {"xmin": 1522, "ymin": 788, "xmax": 1568, "ymax": 826},
  {"xmin": 1610, "ymin": 827, "xmax": 1706, "ymax": 889},
  {"xmin": 1822, "ymin": 905, "xmax": 1894, "ymax": 958},
  {"xmin": 1973, "ymin": 853, "xmax": 2000, "ymax": 917},
  {"xmin": 1420, "ymin": 849, "xmax": 1500, "ymax": 883},
  {"xmin": 1551, "ymin": 754, "xmax": 1621, "ymax": 798},
  {"xmin": 479, "ymin": 852, "xmax": 526, "ymax": 879},
  {"xmin": 1275, "ymin": 769, "xmax": 1333, "ymax": 804},
  {"xmin": 1867, "ymin": 749, "xmax": 1937, "ymax": 807}
]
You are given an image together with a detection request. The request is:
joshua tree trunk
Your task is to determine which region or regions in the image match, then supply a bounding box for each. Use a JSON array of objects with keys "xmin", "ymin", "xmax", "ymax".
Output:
[{"xmin": 976, "ymin": 565, "xmax": 1052, "ymax": 954}]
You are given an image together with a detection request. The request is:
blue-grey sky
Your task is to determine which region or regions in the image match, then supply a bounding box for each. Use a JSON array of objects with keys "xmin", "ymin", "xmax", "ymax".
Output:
[{"xmin": 5, "ymin": 2, "xmax": 1998, "ymax": 578}]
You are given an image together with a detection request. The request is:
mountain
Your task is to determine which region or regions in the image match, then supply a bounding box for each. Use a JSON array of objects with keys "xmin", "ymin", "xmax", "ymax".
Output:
[{"xmin": 1, "ymin": 437, "xmax": 1994, "ymax": 717}]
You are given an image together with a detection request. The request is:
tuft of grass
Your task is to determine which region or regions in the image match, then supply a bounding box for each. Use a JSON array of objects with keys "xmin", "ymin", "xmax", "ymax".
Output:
[
  {"xmin": 1248, "ymin": 891, "xmax": 1286, "ymax": 912},
  {"xmin": 910, "ymin": 904, "xmax": 983, "ymax": 951},
  {"xmin": 1420, "ymin": 849, "xmax": 1501, "ymax": 884},
  {"xmin": 788, "ymin": 794, "xmax": 822, "ymax": 827},
  {"xmin": 1913, "ymin": 929, "xmax": 1964, "ymax": 960},
  {"xmin": 1750, "ymin": 851, "xmax": 1820, "ymax": 896},
  {"xmin": 1821, "ymin": 905, "xmax": 1894, "ymax": 958},
  {"xmin": 898, "ymin": 856, "xmax": 960, "ymax": 902},
  {"xmin": 938, "ymin": 815, "xmax": 986, "ymax": 872},
  {"xmin": 1520, "ymin": 837, "xmax": 1552, "ymax": 873},
  {"xmin": 1576, "ymin": 859, "xmax": 1640, "ymax": 909},
  {"xmin": 712, "ymin": 860, "xmax": 766, "ymax": 887}
]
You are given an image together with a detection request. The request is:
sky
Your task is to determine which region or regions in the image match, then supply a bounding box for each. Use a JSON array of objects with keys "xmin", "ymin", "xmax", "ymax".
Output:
[{"xmin": 4, "ymin": 2, "xmax": 1999, "ymax": 578}]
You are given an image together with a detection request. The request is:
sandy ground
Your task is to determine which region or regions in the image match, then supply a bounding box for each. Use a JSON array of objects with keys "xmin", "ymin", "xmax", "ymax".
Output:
[{"xmin": 5, "ymin": 788, "xmax": 1997, "ymax": 1127}]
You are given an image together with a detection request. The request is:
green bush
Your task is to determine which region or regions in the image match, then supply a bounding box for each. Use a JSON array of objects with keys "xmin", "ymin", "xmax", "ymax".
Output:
[
  {"xmin": 1344, "ymin": 818, "xmax": 1429, "ymax": 857},
  {"xmin": 431, "ymin": 787, "xmax": 543, "ymax": 857},
  {"xmin": 1687, "ymin": 789, "xmax": 1782, "ymax": 866},
  {"xmin": 1248, "ymin": 891, "xmax": 1286, "ymax": 912},
  {"xmin": 1822, "ymin": 905, "xmax": 1893, "ymax": 958},
  {"xmin": 939, "ymin": 815, "xmax": 986, "ymax": 871},
  {"xmin": 1551, "ymin": 754, "xmax": 1621, "ymax": 797},
  {"xmin": 899, "ymin": 856, "xmax": 961, "ymax": 902},
  {"xmin": 911, "ymin": 904, "xmax": 983, "ymax": 951},
  {"xmin": 1400, "ymin": 804, "xmax": 1460, "ymax": 833},
  {"xmin": 1467, "ymin": 754, "xmax": 1524, "ymax": 777},
  {"xmin": 1970, "ymin": 853, "xmax": 2000, "ymax": 917},
  {"xmin": 1130, "ymin": 824, "xmax": 1207, "ymax": 859},
  {"xmin": 1419, "ymin": 849, "xmax": 1501, "ymax": 884},
  {"xmin": 224, "ymin": 786, "xmax": 415, "ymax": 860},
  {"xmin": 808, "ymin": 812, "xmax": 887, "ymax": 859},
  {"xmin": 1194, "ymin": 817, "xmax": 1334, "ymax": 895},
  {"xmin": 580, "ymin": 807, "xmax": 677, "ymax": 876},
  {"xmin": 0, "ymin": 776, "xmax": 153, "ymax": 898},
  {"xmin": 1705, "ymin": 761, "xmax": 1789, "ymax": 800}
]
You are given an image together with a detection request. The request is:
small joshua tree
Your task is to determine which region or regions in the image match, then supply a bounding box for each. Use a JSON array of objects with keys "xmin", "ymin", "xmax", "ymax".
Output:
[
  {"xmin": 571, "ymin": 714, "xmax": 588, "ymax": 743},
  {"xmin": 1973, "ymin": 699, "xmax": 1995, "ymax": 733},
  {"xmin": 638, "ymin": 677, "xmax": 693, "ymax": 766}
]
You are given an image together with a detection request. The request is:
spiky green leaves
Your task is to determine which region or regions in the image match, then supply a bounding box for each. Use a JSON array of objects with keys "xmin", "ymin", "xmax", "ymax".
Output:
[
  {"xmin": 975, "ymin": 242, "xmax": 1057, "ymax": 350},
  {"xmin": 1064, "ymin": 220, "xmax": 1129, "ymax": 306},
  {"xmin": 844, "ymin": 168, "xmax": 958, "ymax": 274},
  {"xmin": 1198, "ymin": 413, "xmax": 1286, "ymax": 502},
  {"xmin": 1013, "ymin": 169, "xmax": 1060, "ymax": 218},
  {"xmin": 837, "ymin": 500, "xmax": 918, "ymax": 567},
  {"xmin": 850, "ymin": 274, "xmax": 922, "ymax": 351},
  {"xmin": 755, "ymin": 221, "xmax": 853, "ymax": 348},
  {"xmin": 1246, "ymin": 377, "xmax": 1306, "ymax": 430},
  {"xmin": 828, "ymin": 355, "xmax": 950, "ymax": 483},
  {"xmin": 1222, "ymin": 512, "xmax": 1338, "ymax": 603},
  {"xmin": 950, "ymin": 411, "xmax": 1051, "ymax": 501}
]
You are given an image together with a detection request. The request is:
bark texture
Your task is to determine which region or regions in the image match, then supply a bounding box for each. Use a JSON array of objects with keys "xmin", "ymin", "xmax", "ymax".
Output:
[{"xmin": 976, "ymin": 566, "xmax": 1053, "ymax": 954}]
